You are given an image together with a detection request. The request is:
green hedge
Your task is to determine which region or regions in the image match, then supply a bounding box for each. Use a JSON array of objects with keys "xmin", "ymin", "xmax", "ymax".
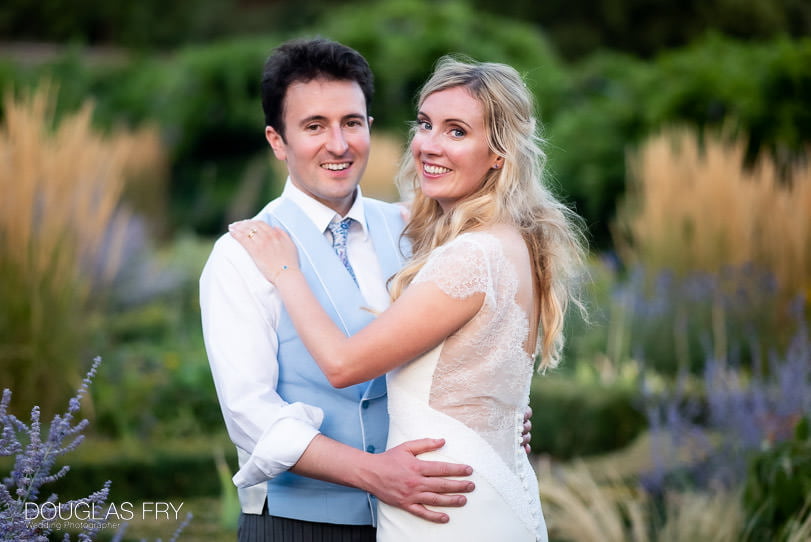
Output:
[
  {"xmin": 3, "ymin": 0, "xmax": 808, "ymax": 59},
  {"xmin": 470, "ymin": 0, "xmax": 811, "ymax": 59},
  {"xmin": 0, "ymin": 436, "xmax": 237, "ymax": 502},
  {"xmin": 528, "ymin": 375, "xmax": 646, "ymax": 459}
]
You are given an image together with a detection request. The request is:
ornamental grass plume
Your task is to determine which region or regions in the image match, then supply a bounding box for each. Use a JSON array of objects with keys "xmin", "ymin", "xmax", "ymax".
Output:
[
  {"xmin": 538, "ymin": 462, "xmax": 650, "ymax": 542},
  {"xmin": 537, "ymin": 461, "xmax": 744, "ymax": 542},
  {"xmin": 0, "ymin": 84, "xmax": 166, "ymax": 418},
  {"xmin": 0, "ymin": 357, "xmax": 111, "ymax": 542},
  {"xmin": 615, "ymin": 128, "xmax": 811, "ymax": 303}
]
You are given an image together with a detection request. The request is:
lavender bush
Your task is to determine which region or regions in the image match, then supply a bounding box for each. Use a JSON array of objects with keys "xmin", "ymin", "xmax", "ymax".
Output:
[
  {"xmin": 642, "ymin": 302, "xmax": 811, "ymax": 494},
  {"xmin": 1, "ymin": 357, "xmax": 109, "ymax": 541},
  {"xmin": 0, "ymin": 357, "xmax": 190, "ymax": 542}
]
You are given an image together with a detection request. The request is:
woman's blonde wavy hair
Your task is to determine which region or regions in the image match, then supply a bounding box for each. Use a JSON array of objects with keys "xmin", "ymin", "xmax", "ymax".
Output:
[{"xmin": 388, "ymin": 56, "xmax": 586, "ymax": 370}]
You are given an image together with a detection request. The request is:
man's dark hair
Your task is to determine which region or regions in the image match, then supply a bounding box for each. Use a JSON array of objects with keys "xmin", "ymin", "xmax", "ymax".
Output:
[{"xmin": 261, "ymin": 37, "xmax": 374, "ymax": 139}]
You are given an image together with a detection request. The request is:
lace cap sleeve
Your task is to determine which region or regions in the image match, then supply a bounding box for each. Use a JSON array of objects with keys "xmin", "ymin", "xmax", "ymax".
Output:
[{"xmin": 412, "ymin": 233, "xmax": 494, "ymax": 299}]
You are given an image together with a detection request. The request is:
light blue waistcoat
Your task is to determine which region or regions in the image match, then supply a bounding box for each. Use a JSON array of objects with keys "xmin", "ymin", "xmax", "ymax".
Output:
[{"xmin": 263, "ymin": 197, "xmax": 406, "ymax": 525}]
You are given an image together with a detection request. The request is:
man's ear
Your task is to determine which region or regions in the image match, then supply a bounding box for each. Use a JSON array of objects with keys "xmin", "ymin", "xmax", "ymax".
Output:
[
  {"xmin": 368, "ymin": 116, "xmax": 374, "ymax": 129},
  {"xmin": 265, "ymin": 126, "xmax": 286, "ymax": 161}
]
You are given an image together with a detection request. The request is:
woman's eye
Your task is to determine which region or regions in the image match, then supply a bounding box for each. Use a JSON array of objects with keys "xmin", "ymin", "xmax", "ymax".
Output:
[
  {"xmin": 450, "ymin": 128, "xmax": 465, "ymax": 137},
  {"xmin": 417, "ymin": 120, "xmax": 431, "ymax": 131}
]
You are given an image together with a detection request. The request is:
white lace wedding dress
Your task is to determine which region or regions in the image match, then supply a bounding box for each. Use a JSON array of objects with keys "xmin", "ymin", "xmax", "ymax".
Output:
[{"xmin": 377, "ymin": 229, "xmax": 548, "ymax": 542}]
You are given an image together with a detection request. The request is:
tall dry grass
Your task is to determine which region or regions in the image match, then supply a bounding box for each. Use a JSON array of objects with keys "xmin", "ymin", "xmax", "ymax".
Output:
[
  {"xmin": 538, "ymin": 462, "xmax": 650, "ymax": 542},
  {"xmin": 0, "ymin": 85, "xmax": 165, "ymax": 416},
  {"xmin": 783, "ymin": 503, "xmax": 811, "ymax": 542},
  {"xmin": 657, "ymin": 490, "xmax": 745, "ymax": 542},
  {"xmin": 615, "ymin": 128, "xmax": 811, "ymax": 301},
  {"xmin": 538, "ymin": 461, "xmax": 744, "ymax": 542}
]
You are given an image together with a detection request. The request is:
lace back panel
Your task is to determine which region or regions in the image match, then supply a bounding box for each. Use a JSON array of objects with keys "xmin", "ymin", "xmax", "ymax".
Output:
[{"xmin": 412, "ymin": 229, "xmax": 535, "ymax": 468}]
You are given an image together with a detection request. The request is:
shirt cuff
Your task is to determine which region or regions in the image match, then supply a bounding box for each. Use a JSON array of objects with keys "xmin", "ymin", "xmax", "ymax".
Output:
[{"xmin": 232, "ymin": 403, "xmax": 323, "ymax": 488}]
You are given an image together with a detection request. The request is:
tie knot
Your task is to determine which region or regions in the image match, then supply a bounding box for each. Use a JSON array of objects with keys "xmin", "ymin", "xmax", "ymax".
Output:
[{"xmin": 327, "ymin": 218, "xmax": 353, "ymax": 247}]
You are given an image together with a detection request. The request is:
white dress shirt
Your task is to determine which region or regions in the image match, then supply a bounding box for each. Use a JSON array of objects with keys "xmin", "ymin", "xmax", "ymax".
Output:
[{"xmin": 200, "ymin": 180, "xmax": 392, "ymax": 513}]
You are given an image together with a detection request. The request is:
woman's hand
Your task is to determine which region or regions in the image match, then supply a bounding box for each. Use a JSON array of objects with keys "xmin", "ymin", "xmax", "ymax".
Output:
[
  {"xmin": 395, "ymin": 200, "xmax": 413, "ymax": 223},
  {"xmin": 229, "ymin": 220, "xmax": 299, "ymax": 284}
]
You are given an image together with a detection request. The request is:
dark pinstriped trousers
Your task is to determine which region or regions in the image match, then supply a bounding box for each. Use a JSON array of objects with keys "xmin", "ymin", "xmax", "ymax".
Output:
[{"xmin": 237, "ymin": 512, "xmax": 376, "ymax": 542}]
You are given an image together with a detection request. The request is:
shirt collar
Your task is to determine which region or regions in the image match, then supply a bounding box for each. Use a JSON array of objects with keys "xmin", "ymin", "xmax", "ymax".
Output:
[{"xmin": 281, "ymin": 178, "xmax": 370, "ymax": 239}]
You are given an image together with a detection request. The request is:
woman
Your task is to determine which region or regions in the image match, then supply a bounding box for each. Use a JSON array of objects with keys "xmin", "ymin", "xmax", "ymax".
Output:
[{"xmin": 230, "ymin": 56, "xmax": 585, "ymax": 541}]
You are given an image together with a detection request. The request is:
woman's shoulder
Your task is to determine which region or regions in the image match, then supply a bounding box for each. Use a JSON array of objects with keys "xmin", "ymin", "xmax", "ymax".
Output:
[
  {"xmin": 422, "ymin": 227, "xmax": 513, "ymax": 273},
  {"xmin": 448, "ymin": 224, "xmax": 520, "ymax": 252},
  {"xmin": 444, "ymin": 225, "xmax": 530, "ymax": 277}
]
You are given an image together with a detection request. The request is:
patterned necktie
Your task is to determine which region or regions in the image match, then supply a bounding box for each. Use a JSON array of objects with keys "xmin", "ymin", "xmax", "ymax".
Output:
[{"xmin": 327, "ymin": 218, "xmax": 358, "ymax": 286}]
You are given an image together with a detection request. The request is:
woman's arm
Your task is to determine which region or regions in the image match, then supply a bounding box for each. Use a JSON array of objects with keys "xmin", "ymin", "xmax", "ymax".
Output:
[{"xmin": 230, "ymin": 220, "xmax": 483, "ymax": 388}]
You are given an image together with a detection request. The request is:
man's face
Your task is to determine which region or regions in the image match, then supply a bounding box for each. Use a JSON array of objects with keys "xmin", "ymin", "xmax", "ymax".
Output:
[{"xmin": 266, "ymin": 78, "xmax": 372, "ymax": 216}]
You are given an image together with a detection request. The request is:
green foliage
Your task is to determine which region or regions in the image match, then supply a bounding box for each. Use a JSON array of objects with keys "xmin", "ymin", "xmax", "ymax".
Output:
[
  {"xmin": 644, "ymin": 34, "xmax": 811, "ymax": 167},
  {"xmin": 743, "ymin": 417, "xmax": 811, "ymax": 541},
  {"xmin": 318, "ymin": 0, "xmax": 569, "ymax": 138},
  {"xmin": 468, "ymin": 0, "xmax": 811, "ymax": 59},
  {"xmin": 0, "ymin": 435, "xmax": 238, "ymax": 503},
  {"xmin": 0, "ymin": 0, "xmax": 240, "ymax": 50},
  {"xmin": 0, "ymin": 38, "xmax": 283, "ymax": 235},
  {"xmin": 214, "ymin": 448, "xmax": 240, "ymax": 530},
  {"xmin": 565, "ymin": 256, "xmax": 799, "ymax": 378},
  {"xmin": 90, "ymin": 234, "xmax": 221, "ymax": 441},
  {"xmin": 0, "ymin": 258, "xmax": 87, "ymax": 418},
  {"xmin": 549, "ymin": 34, "xmax": 811, "ymax": 246},
  {"xmin": 528, "ymin": 375, "xmax": 646, "ymax": 459},
  {"xmin": 544, "ymin": 51, "xmax": 650, "ymax": 244},
  {"xmin": 2, "ymin": 18, "xmax": 810, "ymax": 241},
  {"xmin": 94, "ymin": 37, "xmax": 282, "ymax": 233},
  {"xmin": 3, "ymin": 0, "xmax": 809, "ymax": 60}
]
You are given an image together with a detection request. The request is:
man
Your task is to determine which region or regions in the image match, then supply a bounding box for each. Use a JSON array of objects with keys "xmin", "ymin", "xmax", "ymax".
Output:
[{"xmin": 200, "ymin": 38, "xmax": 478, "ymax": 541}]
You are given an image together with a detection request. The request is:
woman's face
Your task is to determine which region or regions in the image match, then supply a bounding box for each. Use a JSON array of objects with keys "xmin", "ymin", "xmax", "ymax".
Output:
[{"xmin": 411, "ymin": 86, "xmax": 497, "ymax": 212}]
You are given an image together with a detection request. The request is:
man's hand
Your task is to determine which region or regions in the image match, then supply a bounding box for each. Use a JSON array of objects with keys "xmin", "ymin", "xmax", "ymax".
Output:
[
  {"xmin": 358, "ymin": 438, "xmax": 474, "ymax": 524},
  {"xmin": 522, "ymin": 405, "xmax": 533, "ymax": 455}
]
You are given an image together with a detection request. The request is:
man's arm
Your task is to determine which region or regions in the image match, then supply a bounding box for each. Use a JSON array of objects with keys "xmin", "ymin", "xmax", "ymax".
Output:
[
  {"xmin": 293, "ymin": 435, "xmax": 473, "ymax": 523},
  {"xmin": 201, "ymin": 235, "xmax": 323, "ymax": 483}
]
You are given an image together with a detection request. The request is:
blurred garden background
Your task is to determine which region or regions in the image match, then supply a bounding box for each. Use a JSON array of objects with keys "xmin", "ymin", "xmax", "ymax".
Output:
[{"xmin": 1, "ymin": 0, "xmax": 810, "ymax": 540}]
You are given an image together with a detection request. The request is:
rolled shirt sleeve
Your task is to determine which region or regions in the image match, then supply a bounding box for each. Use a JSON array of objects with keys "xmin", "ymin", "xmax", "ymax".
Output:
[{"xmin": 200, "ymin": 233, "xmax": 324, "ymax": 495}]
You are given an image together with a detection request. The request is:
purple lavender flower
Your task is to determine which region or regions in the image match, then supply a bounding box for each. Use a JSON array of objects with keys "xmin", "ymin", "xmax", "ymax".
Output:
[
  {"xmin": 1, "ymin": 357, "xmax": 110, "ymax": 541},
  {"xmin": 643, "ymin": 322, "xmax": 811, "ymax": 493},
  {"xmin": 1, "ymin": 357, "xmax": 192, "ymax": 541}
]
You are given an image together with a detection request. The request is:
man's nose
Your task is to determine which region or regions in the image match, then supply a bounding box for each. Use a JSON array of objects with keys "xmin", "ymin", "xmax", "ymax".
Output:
[{"xmin": 325, "ymin": 125, "xmax": 349, "ymax": 155}]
